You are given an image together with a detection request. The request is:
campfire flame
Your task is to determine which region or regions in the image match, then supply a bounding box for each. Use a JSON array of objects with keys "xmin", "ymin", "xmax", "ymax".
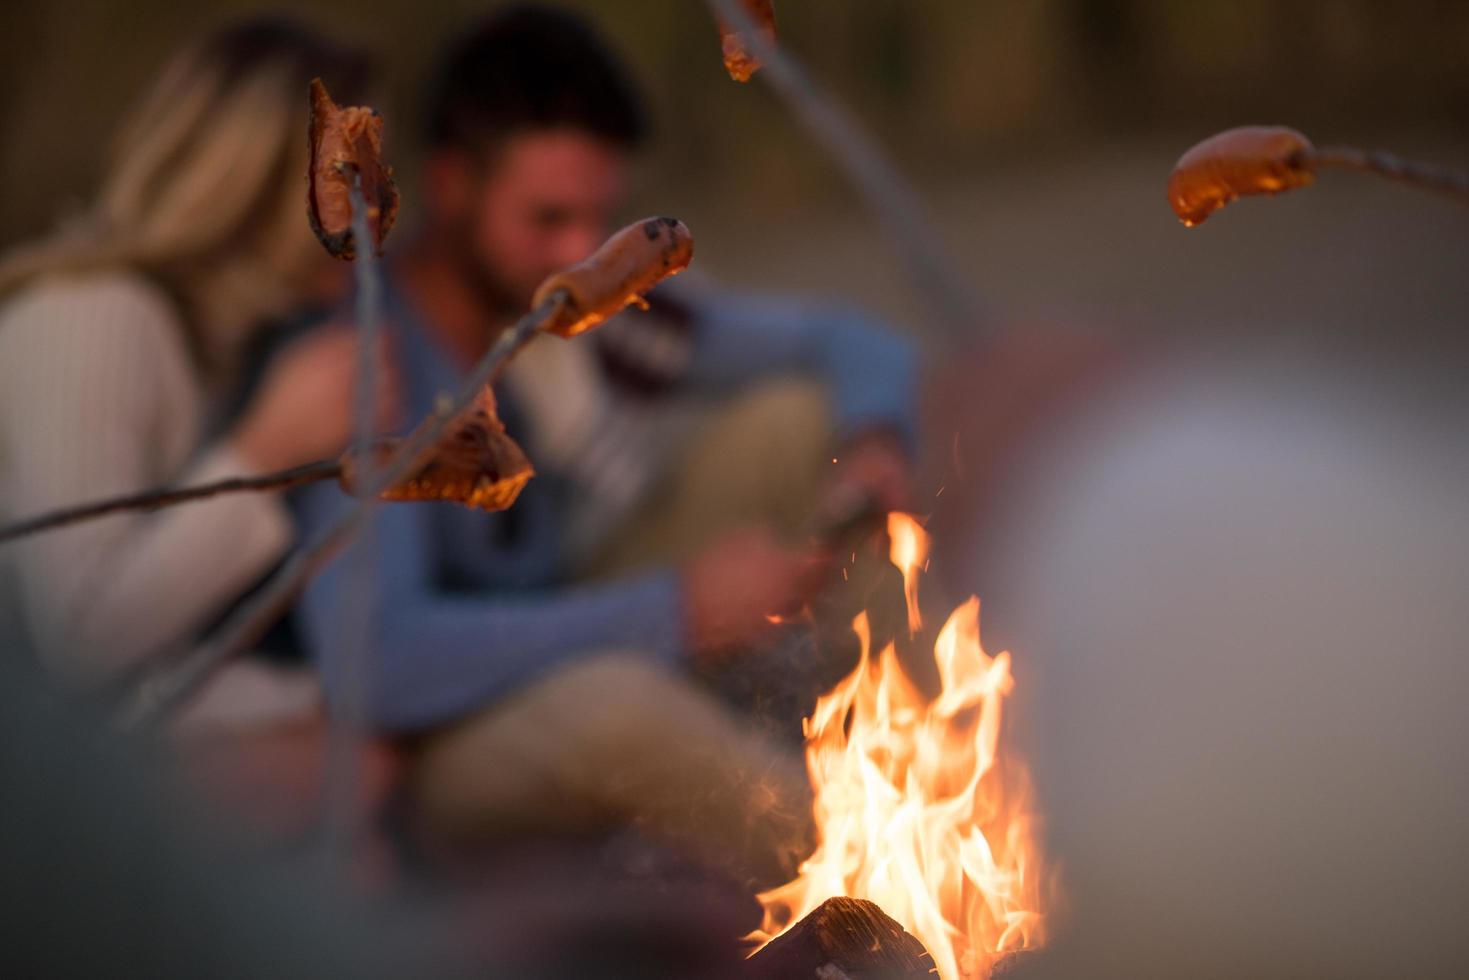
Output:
[
  {"xmin": 888, "ymin": 511, "xmax": 930, "ymax": 635},
  {"xmin": 753, "ymin": 513, "xmax": 1050, "ymax": 979}
]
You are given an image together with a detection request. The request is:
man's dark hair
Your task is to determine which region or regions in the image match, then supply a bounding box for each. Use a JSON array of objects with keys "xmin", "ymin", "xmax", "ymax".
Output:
[{"xmin": 425, "ymin": 4, "xmax": 649, "ymax": 153}]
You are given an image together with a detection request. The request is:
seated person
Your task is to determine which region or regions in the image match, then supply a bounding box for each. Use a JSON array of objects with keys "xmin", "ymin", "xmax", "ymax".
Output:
[
  {"xmin": 291, "ymin": 5, "xmax": 919, "ymax": 888},
  {"xmin": 0, "ymin": 18, "xmax": 394, "ymax": 729}
]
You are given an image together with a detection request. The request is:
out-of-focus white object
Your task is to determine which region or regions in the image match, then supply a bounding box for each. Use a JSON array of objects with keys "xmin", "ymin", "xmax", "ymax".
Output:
[{"xmin": 974, "ymin": 339, "xmax": 1469, "ymax": 979}]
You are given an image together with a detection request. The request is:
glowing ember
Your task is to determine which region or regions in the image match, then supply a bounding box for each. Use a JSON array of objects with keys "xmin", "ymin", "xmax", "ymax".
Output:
[{"xmin": 752, "ymin": 512, "xmax": 1051, "ymax": 979}]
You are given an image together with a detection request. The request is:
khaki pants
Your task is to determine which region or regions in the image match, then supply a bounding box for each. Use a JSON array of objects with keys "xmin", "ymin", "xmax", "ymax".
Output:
[
  {"xmin": 411, "ymin": 380, "xmax": 832, "ymax": 888},
  {"xmin": 584, "ymin": 377, "xmax": 832, "ymax": 574}
]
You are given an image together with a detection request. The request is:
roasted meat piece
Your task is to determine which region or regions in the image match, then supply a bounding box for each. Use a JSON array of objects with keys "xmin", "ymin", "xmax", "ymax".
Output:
[
  {"xmin": 307, "ymin": 77, "xmax": 400, "ymax": 259},
  {"xmin": 716, "ymin": 0, "xmax": 777, "ymax": 83},
  {"xmin": 339, "ymin": 388, "xmax": 533, "ymax": 512}
]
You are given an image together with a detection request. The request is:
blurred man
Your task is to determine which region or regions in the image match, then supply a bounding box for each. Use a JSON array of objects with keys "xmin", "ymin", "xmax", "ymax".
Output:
[{"xmin": 291, "ymin": 5, "xmax": 918, "ymax": 887}]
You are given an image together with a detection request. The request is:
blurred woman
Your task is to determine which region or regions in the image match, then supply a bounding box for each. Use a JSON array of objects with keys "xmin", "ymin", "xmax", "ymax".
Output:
[{"xmin": 0, "ymin": 18, "xmax": 396, "ymax": 724}]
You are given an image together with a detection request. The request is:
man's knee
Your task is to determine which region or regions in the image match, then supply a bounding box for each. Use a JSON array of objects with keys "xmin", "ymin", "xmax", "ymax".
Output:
[
  {"xmin": 545, "ymin": 652, "xmax": 739, "ymax": 765},
  {"xmin": 680, "ymin": 378, "xmax": 833, "ymax": 538},
  {"xmin": 411, "ymin": 652, "xmax": 680, "ymax": 834},
  {"xmin": 421, "ymin": 652, "xmax": 726, "ymax": 781},
  {"xmin": 411, "ymin": 651, "xmax": 813, "ymax": 880},
  {"xmin": 709, "ymin": 377, "xmax": 831, "ymax": 463}
]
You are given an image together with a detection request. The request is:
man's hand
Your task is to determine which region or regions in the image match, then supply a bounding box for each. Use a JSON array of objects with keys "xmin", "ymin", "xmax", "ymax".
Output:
[
  {"xmin": 827, "ymin": 428, "xmax": 915, "ymax": 517},
  {"xmin": 683, "ymin": 525, "xmax": 832, "ymax": 662}
]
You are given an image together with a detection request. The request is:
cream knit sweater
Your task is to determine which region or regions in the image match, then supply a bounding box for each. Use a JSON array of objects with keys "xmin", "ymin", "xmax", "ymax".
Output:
[{"xmin": 0, "ymin": 271, "xmax": 316, "ymax": 725}]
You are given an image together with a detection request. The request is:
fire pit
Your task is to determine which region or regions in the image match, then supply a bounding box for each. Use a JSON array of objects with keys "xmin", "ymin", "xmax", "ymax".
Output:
[{"xmin": 747, "ymin": 515, "xmax": 1053, "ymax": 979}]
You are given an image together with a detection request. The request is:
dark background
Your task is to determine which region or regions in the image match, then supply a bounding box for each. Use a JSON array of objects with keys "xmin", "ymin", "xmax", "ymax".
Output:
[{"xmin": 3, "ymin": 1, "xmax": 1466, "ymax": 339}]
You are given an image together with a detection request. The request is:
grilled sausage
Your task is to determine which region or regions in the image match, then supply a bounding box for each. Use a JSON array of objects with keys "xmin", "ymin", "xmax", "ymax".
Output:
[
  {"xmin": 532, "ymin": 217, "xmax": 694, "ymax": 338},
  {"xmin": 1167, "ymin": 126, "xmax": 1315, "ymax": 226}
]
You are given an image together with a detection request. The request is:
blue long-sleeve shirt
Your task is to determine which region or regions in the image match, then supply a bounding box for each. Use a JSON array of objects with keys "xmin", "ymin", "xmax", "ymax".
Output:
[{"xmin": 291, "ymin": 275, "xmax": 917, "ymax": 733}]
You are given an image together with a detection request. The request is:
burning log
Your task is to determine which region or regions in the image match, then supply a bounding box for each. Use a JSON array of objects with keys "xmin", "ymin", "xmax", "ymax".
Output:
[{"xmin": 744, "ymin": 897, "xmax": 935, "ymax": 979}]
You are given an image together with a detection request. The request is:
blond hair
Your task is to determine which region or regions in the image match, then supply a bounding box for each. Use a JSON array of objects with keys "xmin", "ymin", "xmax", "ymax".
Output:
[{"xmin": 0, "ymin": 18, "xmax": 370, "ymax": 371}]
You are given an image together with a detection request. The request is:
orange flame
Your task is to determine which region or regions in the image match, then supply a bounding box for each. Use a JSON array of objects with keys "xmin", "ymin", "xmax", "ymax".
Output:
[
  {"xmin": 888, "ymin": 512, "xmax": 930, "ymax": 634},
  {"xmin": 753, "ymin": 514, "xmax": 1050, "ymax": 979}
]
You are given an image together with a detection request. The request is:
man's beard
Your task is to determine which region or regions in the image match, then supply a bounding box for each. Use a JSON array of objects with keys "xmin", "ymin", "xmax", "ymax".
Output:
[{"xmin": 448, "ymin": 220, "xmax": 534, "ymax": 328}]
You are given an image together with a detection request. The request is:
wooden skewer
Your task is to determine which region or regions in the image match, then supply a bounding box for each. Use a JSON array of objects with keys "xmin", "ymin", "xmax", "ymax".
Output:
[
  {"xmin": 1167, "ymin": 126, "xmax": 1469, "ymax": 226},
  {"xmin": 0, "ymin": 461, "xmax": 341, "ymax": 544},
  {"xmin": 704, "ymin": 0, "xmax": 984, "ymax": 341},
  {"xmin": 1306, "ymin": 145, "xmax": 1469, "ymax": 201}
]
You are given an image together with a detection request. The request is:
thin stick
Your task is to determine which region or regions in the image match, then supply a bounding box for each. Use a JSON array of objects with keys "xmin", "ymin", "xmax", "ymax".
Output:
[
  {"xmin": 1307, "ymin": 146, "xmax": 1469, "ymax": 202},
  {"xmin": 0, "ymin": 460, "xmax": 341, "ymax": 544},
  {"xmin": 704, "ymin": 0, "xmax": 983, "ymax": 341},
  {"xmin": 320, "ymin": 176, "xmax": 382, "ymax": 865},
  {"xmin": 118, "ymin": 290, "xmax": 568, "ymax": 728}
]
